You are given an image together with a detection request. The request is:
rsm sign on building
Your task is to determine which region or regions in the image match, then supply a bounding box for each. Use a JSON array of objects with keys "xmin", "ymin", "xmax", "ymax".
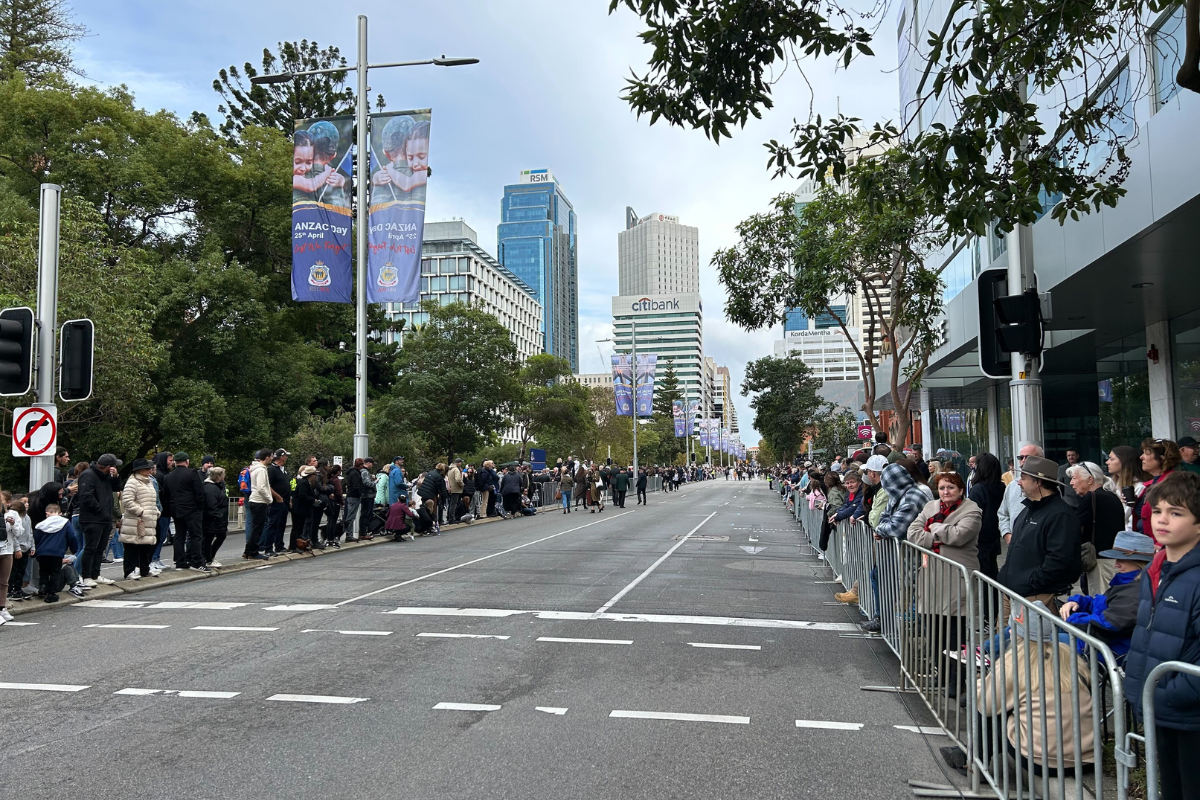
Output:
[{"xmin": 612, "ymin": 293, "xmax": 702, "ymax": 317}]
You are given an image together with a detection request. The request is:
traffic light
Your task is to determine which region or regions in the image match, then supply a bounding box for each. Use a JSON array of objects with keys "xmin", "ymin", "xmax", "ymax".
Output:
[
  {"xmin": 59, "ymin": 319, "xmax": 95, "ymax": 402},
  {"xmin": 977, "ymin": 269, "xmax": 1009, "ymax": 379},
  {"xmin": 995, "ymin": 291, "xmax": 1043, "ymax": 356},
  {"xmin": 0, "ymin": 307, "xmax": 34, "ymax": 397}
]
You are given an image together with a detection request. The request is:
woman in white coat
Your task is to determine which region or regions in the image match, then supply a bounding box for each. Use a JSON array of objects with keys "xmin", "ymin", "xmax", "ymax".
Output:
[{"xmin": 120, "ymin": 458, "xmax": 161, "ymax": 580}]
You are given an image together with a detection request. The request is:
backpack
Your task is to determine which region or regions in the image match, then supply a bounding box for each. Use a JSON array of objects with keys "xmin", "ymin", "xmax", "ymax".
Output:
[{"xmin": 238, "ymin": 466, "xmax": 252, "ymax": 496}]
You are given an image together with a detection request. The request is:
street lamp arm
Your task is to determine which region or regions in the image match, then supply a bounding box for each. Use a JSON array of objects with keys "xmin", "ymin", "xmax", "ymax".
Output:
[{"xmin": 250, "ymin": 56, "xmax": 479, "ymax": 84}]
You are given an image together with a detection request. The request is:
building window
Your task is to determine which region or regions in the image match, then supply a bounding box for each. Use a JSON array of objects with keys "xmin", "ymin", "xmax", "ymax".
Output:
[
  {"xmin": 1172, "ymin": 309, "xmax": 1200, "ymax": 437},
  {"xmin": 1152, "ymin": 6, "xmax": 1187, "ymax": 110}
]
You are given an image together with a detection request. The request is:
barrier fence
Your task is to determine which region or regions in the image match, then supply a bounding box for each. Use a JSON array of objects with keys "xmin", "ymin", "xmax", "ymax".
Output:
[{"xmin": 782, "ymin": 485, "xmax": 1139, "ymax": 800}]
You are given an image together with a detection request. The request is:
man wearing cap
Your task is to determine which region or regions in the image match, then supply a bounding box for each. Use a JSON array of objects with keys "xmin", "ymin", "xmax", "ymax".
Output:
[
  {"xmin": 200, "ymin": 455, "xmax": 215, "ymax": 475},
  {"xmin": 163, "ymin": 452, "xmax": 209, "ymax": 572},
  {"xmin": 1178, "ymin": 436, "xmax": 1200, "ymax": 476},
  {"xmin": 1058, "ymin": 530, "xmax": 1153, "ymax": 658},
  {"xmin": 446, "ymin": 458, "xmax": 464, "ymax": 524},
  {"xmin": 861, "ymin": 454, "xmax": 890, "ymax": 529},
  {"xmin": 76, "ymin": 454, "xmax": 123, "ymax": 586},
  {"xmin": 388, "ymin": 456, "xmax": 408, "ymax": 507},
  {"xmin": 998, "ymin": 454, "xmax": 1082, "ymax": 611},
  {"xmin": 262, "ymin": 449, "xmax": 291, "ymax": 556}
]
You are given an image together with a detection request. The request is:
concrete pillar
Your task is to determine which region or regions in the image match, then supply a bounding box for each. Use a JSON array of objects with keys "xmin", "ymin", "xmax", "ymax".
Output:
[
  {"xmin": 1147, "ymin": 319, "xmax": 1176, "ymax": 439},
  {"xmin": 919, "ymin": 389, "xmax": 934, "ymax": 453}
]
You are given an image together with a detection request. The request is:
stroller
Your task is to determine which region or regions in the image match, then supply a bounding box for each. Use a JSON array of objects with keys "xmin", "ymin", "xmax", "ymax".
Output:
[{"xmin": 367, "ymin": 503, "xmax": 390, "ymax": 538}]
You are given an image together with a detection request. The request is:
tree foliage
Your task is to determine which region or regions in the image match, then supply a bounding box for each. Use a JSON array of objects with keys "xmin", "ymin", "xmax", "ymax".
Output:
[
  {"xmin": 0, "ymin": 0, "xmax": 85, "ymax": 84},
  {"xmin": 739, "ymin": 354, "xmax": 823, "ymax": 461},
  {"xmin": 715, "ymin": 152, "xmax": 945, "ymax": 446},
  {"xmin": 612, "ymin": 0, "xmax": 1189, "ymax": 237},
  {"xmin": 806, "ymin": 404, "xmax": 859, "ymax": 461},
  {"xmin": 513, "ymin": 354, "xmax": 596, "ymax": 462}
]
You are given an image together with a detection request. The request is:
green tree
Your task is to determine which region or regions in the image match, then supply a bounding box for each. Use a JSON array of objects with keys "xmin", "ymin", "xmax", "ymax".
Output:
[
  {"xmin": 512, "ymin": 354, "xmax": 596, "ymax": 463},
  {"xmin": 715, "ymin": 152, "xmax": 946, "ymax": 446},
  {"xmin": 740, "ymin": 354, "xmax": 823, "ymax": 462},
  {"xmin": 213, "ymin": 40, "xmax": 385, "ymax": 141},
  {"xmin": 807, "ymin": 404, "xmax": 859, "ymax": 463},
  {"xmin": 384, "ymin": 300, "xmax": 521, "ymax": 463},
  {"xmin": 756, "ymin": 437, "xmax": 778, "ymax": 467},
  {"xmin": 0, "ymin": 0, "xmax": 85, "ymax": 84},
  {"xmin": 611, "ymin": 0, "xmax": 1184, "ymax": 237},
  {"xmin": 652, "ymin": 358, "xmax": 682, "ymax": 417}
]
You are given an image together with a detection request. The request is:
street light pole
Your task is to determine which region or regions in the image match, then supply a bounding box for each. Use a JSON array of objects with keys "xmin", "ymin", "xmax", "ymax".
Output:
[{"xmin": 630, "ymin": 318, "xmax": 638, "ymax": 475}]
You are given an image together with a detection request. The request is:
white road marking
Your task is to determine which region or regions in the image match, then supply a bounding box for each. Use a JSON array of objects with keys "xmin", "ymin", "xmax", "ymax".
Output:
[
  {"xmin": 894, "ymin": 725, "xmax": 948, "ymax": 736},
  {"xmin": 688, "ymin": 642, "xmax": 761, "ymax": 651},
  {"xmin": 267, "ymin": 694, "xmax": 368, "ymax": 704},
  {"xmin": 74, "ymin": 600, "xmax": 146, "ymax": 608},
  {"xmin": 263, "ymin": 604, "xmax": 338, "ymax": 611},
  {"xmin": 537, "ymin": 636, "xmax": 632, "ymax": 645},
  {"xmin": 302, "ymin": 629, "xmax": 393, "ymax": 636},
  {"xmin": 417, "ymin": 632, "xmax": 510, "ymax": 640},
  {"xmin": 739, "ymin": 546, "xmax": 767, "ymax": 554},
  {"xmin": 5, "ymin": 621, "xmax": 38, "ymax": 626},
  {"xmin": 335, "ymin": 511, "xmax": 632, "ymax": 607},
  {"xmin": 596, "ymin": 511, "xmax": 718, "ymax": 613},
  {"xmin": 192, "ymin": 626, "xmax": 279, "ymax": 632},
  {"xmin": 253, "ymin": 564, "xmax": 275, "ymax": 570},
  {"xmin": 83, "ymin": 624, "xmax": 169, "ymax": 629},
  {"xmin": 610, "ymin": 710, "xmax": 749, "ymax": 725},
  {"xmin": 383, "ymin": 607, "xmax": 858, "ymax": 632},
  {"xmin": 795, "ymin": 720, "xmax": 864, "ymax": 730},
  {"xmin": 433, "ymin": 702, "xmax": 501, "ymax": 712},
  {"xmin": 535, "ymin": 707, "xmax": 568, "ymax": 715},
  {"xmin": 0, "ymin": 682, "xmax": 90, "ymax": 692},
  {"xmin": 147, "ymin": 602, "xmax": 250, "ymax": 610},
  {"xmin": 115, "ymin": 688, "xmax": 240, "ymax": 699}
]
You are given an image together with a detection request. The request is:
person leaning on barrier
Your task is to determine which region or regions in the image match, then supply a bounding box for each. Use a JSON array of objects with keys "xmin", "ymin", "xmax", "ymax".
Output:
[
  {"xmin": 1123, "ymin": 471, "xmax": 1200, "ymax": 800},
  {"xmin": 1058, "ymin": 530, "xmax": 1153, "ymax": 661},
  {"xmin": 854, "ymin": 461, "xmax": 930, "ymax": 631},
  {"xmin": 997, "ymin": 455, "xmax": 1082, "ymax": 614}
]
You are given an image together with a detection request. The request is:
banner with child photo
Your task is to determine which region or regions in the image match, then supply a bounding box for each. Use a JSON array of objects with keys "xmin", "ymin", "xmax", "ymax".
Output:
[
  {"xmin": 367, "ymin": 109, "xmax": 432, "ymax": 304},
  {"xmin": 291, "ymin": 116, "xmax": 354, "ymax": 303}
]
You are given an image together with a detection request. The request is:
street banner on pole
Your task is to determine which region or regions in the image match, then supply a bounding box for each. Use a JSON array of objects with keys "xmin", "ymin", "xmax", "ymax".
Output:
[
  {"xmin": 699, "ymin": 418, "xmax": 709, "ymax": 447},
  {"xmin": 367, "ymin": 109, "xmax": 431, "ymax": 304},
  {"xmin": 686, "ymin": 399, "xmax": 699, "ymax": 435},
  {"xmin": 635, "ymin": 354, "xmax": 657, "ymax": 418},
  {"xmin": 291, "ymin": 116, "xmax": 354, "ymax": 303},
  {"xmin": 612, "ymin": 355, "xmax": 633, "ymax": 416},
  {"xmin": 672, "ymin": 400, "xmax": 684, "ymax": 437}
]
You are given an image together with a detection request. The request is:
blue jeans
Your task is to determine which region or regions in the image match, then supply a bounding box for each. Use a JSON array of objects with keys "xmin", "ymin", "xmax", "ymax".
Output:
[
  {"xmin": 151, "ymin": 517, "xmax": 169, "ymax": 563},
  {"xmin": 107, "ymin": 528, "xmax": 124, "ymax": 560},
  {"xmin": 261, "ymin": 502, "xmax": 287, "ymax": 553},
  {"xmin": 561, "ymin": 490, "xmax": 571, "ymax": 509}
]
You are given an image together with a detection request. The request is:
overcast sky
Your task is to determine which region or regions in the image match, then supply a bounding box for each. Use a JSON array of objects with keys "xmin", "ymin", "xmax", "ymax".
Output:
[{"xmin": 72, "ymin": 1, "xmax": 900, "ymax": 444}]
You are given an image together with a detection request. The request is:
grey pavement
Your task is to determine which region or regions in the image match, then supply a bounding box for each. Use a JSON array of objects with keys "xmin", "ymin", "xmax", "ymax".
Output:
[{"xmin": 0, "ymin": 480, "xmax": 968, "ymax": 799}]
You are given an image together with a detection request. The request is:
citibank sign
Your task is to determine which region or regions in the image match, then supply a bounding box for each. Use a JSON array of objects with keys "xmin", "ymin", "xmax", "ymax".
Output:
[{"xmin": 632, "ymin": 297, "xmax": 680, "ymax": 311}]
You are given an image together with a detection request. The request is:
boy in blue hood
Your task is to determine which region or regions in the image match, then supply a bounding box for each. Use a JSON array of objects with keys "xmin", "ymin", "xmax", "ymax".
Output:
[{"xmin": 33, "ymin": 503, "xmax": 81, "ymax": 603}]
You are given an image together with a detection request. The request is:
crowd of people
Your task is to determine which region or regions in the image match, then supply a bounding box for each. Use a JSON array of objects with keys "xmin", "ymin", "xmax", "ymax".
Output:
[{"xmin": 771, "ymin": 433, "xmax": 1200, "ymax": 800}]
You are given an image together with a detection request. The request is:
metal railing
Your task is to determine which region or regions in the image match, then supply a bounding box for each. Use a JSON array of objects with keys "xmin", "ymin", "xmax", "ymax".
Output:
[{"xmin": 1124, "ymin": 660, "xmax": 1200, "ymax": 800}]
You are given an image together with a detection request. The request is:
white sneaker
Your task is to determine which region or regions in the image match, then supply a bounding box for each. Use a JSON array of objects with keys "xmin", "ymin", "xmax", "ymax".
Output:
[
  {"xmin": 75, "ymin": 581, "xmax": 92, "ymax": 592},
  {"xmin": 0, "ymin": 608, "xmax": 13, "ymax": 621},
  {"xmin": 125, "ymin": 571, "xmax": 140, "ymax": 580},
  {"xmin": 149, "ymin": 567, "xmax": 162, "ymax": 577},
  {"xmin": 208, "ymin": 560, "xmax": 223, "ymax": 568},
  {"xmin": 82, "ymin": 578, "xmax": 98, "ymax": 588},
  {"xmin": 95, "ymin": 576, "xmax": 116, "ymax": 585}
]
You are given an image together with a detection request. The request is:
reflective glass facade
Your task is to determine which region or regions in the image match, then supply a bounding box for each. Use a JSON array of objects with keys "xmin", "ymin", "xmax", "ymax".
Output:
[{"xmin": 498, "ymin": 178, "xmax": 578, "ymax": 371}]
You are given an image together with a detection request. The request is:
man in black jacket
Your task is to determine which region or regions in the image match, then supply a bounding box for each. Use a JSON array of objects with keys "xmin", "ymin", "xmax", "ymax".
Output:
[
  {"xmin": 344, "ymin": 458, "xmax": 363, "ymax": 540},
  {"xmin": 417, "ymin": 464, "xmax": 449, "ymax": 525},
  {"xmin": 998, "ymin": 455, "xmax": 1082, "ymax": 610},
  {"xmin": 164, "ymin": 452, "xmax": 209, "ymax": 572},
  {"xmin": 76, "ymin": 453, "xmax": 122, "ymax": 585},
  {"xmin": 636, "ymin": 467, "xmax": 648, "ymax": 505}
]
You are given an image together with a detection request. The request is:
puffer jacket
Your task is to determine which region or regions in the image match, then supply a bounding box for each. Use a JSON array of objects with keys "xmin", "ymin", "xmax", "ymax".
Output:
[
  {"xmin": 33, "ymin": 514, "xmax": 81, "ymax": 558},
  {"xmin": 1124, "ymin": 547, "xmax": 1200, "ymax": 729},
  {"xmin": 119, "ymin": 473, "xmax": 160, "ymax": 545},
  {"xmin": 874, "ymin": 463, "xmax": 927, "ymax": 540},
  {"xmin": 418, "ymin": 469, "xmax": 449, "ymax": 502},
  {"xmin": 202, "ymin": 480, "xmax": 229, "ymax": 535}
]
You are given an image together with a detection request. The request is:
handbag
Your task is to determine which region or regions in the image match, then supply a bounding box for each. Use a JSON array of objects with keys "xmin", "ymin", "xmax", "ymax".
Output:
[{"xmin": 1080, "ymin": 492, "xmax": 1099, "ymax": 572}]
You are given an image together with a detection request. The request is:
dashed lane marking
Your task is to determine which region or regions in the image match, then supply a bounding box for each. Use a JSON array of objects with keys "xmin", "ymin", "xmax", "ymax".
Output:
[
  {"xmin": 537, "ymin": 636, "xmax": 632, "ymax": 645},
  {"xmin": 688, "ymin": 642, "xmax": 761, "ymax": 651},
  {"xmin": 796, "ymin": 720, "xmax": 864, "ymax": 730},
  {"xmin": 115, "ymin": 689, "xmax": 240, "ymax": 699},
  {"xmin": 192, "ymin": 626, "xmax": 279, "ymax": 632},
  {"xmin": 535, "ymin": 707, "xmax": 568, "ymax": 715},
  {"xmin": 267, "ymin": 694, "xmax": 368, "ymax": 705},
  {"xmin": 434, "ymin": 702, "xmax": 502, "ymax": 712},
  {"xmin": 610, "ymin": 710, "xmax": 750, "ymax": 725},
  {"xmin": 417, "ymin": 632, "xmax": 510, "ymax": 640},
  {"xmin": 83, "ymin": 624, "xmax": 169, "ymax": 629},
  {"xmin": 0, "ymin": 682, "xmax": 90, "ymax": 692},
  {"xmin": 894, "ymin": 725, "xmax": 949, "ymax": 736},
  {"xmin": 383, "ymin": 607, "xmax": 859, "ymax": 632},
  {"xmin": 263, "ymin": 604, "xmax": 338, "ymax": 611},
  {"xmin": 74, "ymin": 600, "xmax": 249, "ymax": 610},
  {"xmin": 302, "ymin": 629, "xmax": 392, "ymax": 636}
]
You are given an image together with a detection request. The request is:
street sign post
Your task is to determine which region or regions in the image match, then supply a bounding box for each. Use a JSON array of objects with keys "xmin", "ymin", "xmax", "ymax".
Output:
[{"xmin": 11, "ymin": 404, "xmax": 57, "ymax": 458}]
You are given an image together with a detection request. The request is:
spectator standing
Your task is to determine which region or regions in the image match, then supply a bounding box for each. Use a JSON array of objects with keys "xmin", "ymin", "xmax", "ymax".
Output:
[
  {"xmin": 1068, "ymin": 460, "xmax": 1126, "ymax": 592},
  {"xmin": 201, "ymin": 467, "xmax": 229, "ymax": 567},
  {"xmin": 418, "ymin": 464, "xmax": 450, "ymax": 525},
  {"xmin": 499, "ymin": 465, "xmax": 523, "ymax": 518},
  {"xmin": 119, "ymin": 458, "xmax": 160, "ymax": 579},
  {"xmin": 1057, "ymin": 448, "xmax": 1082, "ymax": 507},
  {"xmin": 358, "ymin": 457, "xmax": 378, "ymax": 540},
  {"xmin": 1136, "ymin": 437, "xmax": 1181, "ymax": 540},
  {"xmin": 636, "ymin": 468, "xmax": 648, "ymax": 505},
  {"xmin": 150, "ymin": 452, "xmax": 173, "ymax": 571},
  {"xmin": 998, "ymin": 443, "xmax": 1045, "ymax": 544},
  {"xmin": 76, "ymin": 454, "xmax": 122, "ymax": 586},
  {"xmin": 344, "ymin": 458, "xmax": 364, "ymax": 540},
  {"xmin": 1107, "ymin": 445, "xmax": 1149, "ymax": 528},
  {"xmin": 967, "ymin": 453, "xmax": 1005, "ymax": 580},
  {"xmin": 446, "ymin": 458, "xmax": 464, "ymax": 524},
  {"xmin": 325, "ymin": 464, "xmax": 343, "ymax": 546},
  {"xmin": 262, "ymin": 449, "xmax": 291, "ymax": 557},
  {"xmin": 164, "ymin": 453, "xmax": 208, "ymax": 573},
  {"xmin": 290, "ymin": 465, "xmax": 318, "ymax": 551},
  {"xmin": 1178, "ymin": 436, "xmax": 1200, "ymax": 476},
  {"xmin": 559, "ymin": 468, "xmax": 574, "ymax": 514},
  {"xmin": 388, "ymin": 456, "xmax": 408, "ymax": 506},
  {"xmin": 244, "ymin": 449, "xmax": 273, "ymax": 560}
]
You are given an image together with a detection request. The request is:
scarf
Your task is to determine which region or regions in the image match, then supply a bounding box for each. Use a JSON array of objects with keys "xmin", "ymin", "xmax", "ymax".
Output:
[{"xmin": 923, "ymin": 498, "xmax": 964, "ymax": 553}]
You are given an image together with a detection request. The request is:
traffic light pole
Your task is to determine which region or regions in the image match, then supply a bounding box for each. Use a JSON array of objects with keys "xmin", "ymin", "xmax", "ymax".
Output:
[
  {"xmin": 1006, "ymin": 221, "xmax": 1043, "ymax": 466},
  {"xmin": 31, "ymin": 184, "xmax": 61, "ymax": 491}
]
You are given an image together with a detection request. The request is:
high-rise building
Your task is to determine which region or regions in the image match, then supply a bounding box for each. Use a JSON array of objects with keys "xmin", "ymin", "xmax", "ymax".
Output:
[
  {"xmin": 497, "ymin": 169, "xmax": 578, "ymax": 372},
  {"xmin": 617, "ymin": 209, "xmax": 699, "ymax": 296},
  {"xmin": 386, "ymin": 220, "xmax": 543, "ymax": 362},
  {"xmin": 612, "ymin": 294, "xmax": 707, "ymax": 411},
  {"xmin": 715, "ymin": 366, "xmax": 737, "ymax": 432}
]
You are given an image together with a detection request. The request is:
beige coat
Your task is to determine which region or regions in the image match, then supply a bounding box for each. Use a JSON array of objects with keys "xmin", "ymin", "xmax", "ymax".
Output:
[
  {"xmin": 907, "ymin": 498, "xmax": 981, "ymax": 618},
  {"xmin": 446, "ymin": 465, "xmax": 464, "ymax": 493},
  {"xmin": 119, "ymin": 473, "xmax": 160, "ymax": 545}
]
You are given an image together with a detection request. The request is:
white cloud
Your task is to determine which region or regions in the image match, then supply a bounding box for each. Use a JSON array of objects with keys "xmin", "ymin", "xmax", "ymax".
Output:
[{"xmin": 72, "ymin": 0, "xmax": 900, "ymax": 441}]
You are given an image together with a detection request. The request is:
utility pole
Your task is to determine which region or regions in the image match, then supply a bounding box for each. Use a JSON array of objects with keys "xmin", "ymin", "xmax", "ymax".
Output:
[
  {"xmin": 30, "ymin": 184, "xmax": 61, "ymax": 491},
  {"xmin": 630, "ymin": 318, "xmax": 639, "ymax": 474}
]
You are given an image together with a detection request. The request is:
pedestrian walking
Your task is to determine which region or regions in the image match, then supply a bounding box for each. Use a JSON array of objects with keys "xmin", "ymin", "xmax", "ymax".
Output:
[
  {"xmin": 559, "ymin": 468, "xmax": 574, "ymax": 514},
  {"xmin": 636, "ymin": 467, "xmax": 648, "ymax": 505}
]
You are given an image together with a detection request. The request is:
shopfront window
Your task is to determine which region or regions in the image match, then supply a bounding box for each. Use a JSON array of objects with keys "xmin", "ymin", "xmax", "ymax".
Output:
[
  {"xmin": 1097, "ymin": 332, "xmax": 1151, "ymax": 452},
  {"xmin": 1171, "ymin": 309, "xmax": 1200, "ymax": 437}
]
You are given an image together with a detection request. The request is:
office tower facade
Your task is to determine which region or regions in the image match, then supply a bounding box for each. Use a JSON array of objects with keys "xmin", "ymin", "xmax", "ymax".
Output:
[
  {"xmin": 611, "ymin": 293, "xmax": 706, "ymax": 411},
  {"xmin": 617, "ymin": 209, "xmax": 700, "ymax": 296},
  {"xmin": 497, "ymin": 169, "xmax": 578, "ymax": 372}
]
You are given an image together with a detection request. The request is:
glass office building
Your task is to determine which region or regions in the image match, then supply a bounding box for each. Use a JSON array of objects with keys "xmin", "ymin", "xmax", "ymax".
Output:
[{"xmin": 497, "ymin": 169, "xmax": 579, "ymax": 372}]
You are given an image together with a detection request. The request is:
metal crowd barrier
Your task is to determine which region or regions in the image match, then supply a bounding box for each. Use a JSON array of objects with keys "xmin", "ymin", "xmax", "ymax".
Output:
[{"xmin": 1125, "ymin": 661, "xmax": 1200, "ymax": 800}]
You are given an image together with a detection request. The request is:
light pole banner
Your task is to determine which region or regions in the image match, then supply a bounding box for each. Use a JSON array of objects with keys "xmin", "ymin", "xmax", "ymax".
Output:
[
  {"xmin": 612, "ymin": 355, "xmax": 633, "ymax": 417},
  {"xmin": 699, "ymin": 418, "xmax": 709, "ymax": 448},
  {"xmin": 291, "ymin": 116, "xmax": 354, "ymax": 303},
  {"xmin": 686, "ymin": 399, "xmax": 700, "ymax": 435},
  {"xmin": 367, "ymin": 109, "xmax": 432, "ymax": 304},
  {"xmin": 672, "ymin": 400, "xmax": 684, "ymax": 437},
  {"xmin": 635, "ymin": 354, "xmax": 657, "ymax": 418}
]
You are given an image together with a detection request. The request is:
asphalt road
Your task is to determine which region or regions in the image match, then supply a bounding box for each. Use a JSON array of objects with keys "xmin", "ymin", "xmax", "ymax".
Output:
[{"xmin": 0, "ymin": 479, "xmax": 967, "ymax": 799}]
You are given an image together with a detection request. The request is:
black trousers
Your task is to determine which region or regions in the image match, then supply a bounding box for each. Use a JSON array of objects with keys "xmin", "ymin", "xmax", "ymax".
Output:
[
  {"xmin": 637, "ymin": 488, "xmax": 647, "ymax": 504},
  {"xmin": 37, "ymin": 555, "xmax": 63, "ymax": 596},
  {"xmin": 79, "ymin": 521, "xmax": 108, "ymax": 579},
  {"xmin": 616, "ymin": 490, "xmax": 627, "ymax": 508},
  {"xmin": 246, "ymin": 501, "xmax": 269, "ymax": 556},
  {"xmin": 204, "ymin": 527, "xmax": 227, "ymax": 563},
  {"xmin": 172, "ymin": 511, "xmax": 204, "ymax": 568},
  {"xmin": 447, "ymin": 493, "xmax": 462, "ymax": 523},
  {"xmin": 1156, "ymin": 726, "xmax": 1200, "ymax": 800},
  {"xmin": 123, "ymin": 542, "xmax": 153, "ymax": 579},
  {"xmin": 291, "ymin": 507, "xmax": 311, "ymax": 549}
]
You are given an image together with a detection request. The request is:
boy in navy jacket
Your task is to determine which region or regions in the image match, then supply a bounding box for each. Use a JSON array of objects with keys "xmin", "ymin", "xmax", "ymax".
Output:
[
  {"xmin": 33, "ymin": 503, "xmax": 81, "ymax": 603},
  {"xmin": 1123, "ymin": 472, "xmax": 1200, "ymax": 800}
]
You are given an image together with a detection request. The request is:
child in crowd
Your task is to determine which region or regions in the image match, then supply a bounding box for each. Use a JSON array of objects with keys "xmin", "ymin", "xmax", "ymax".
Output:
[
  {"xmin": 6, "ymin": 499, "xmax": 34, "ymax": 602},
  {"xmin": 1059, "ymin": 530, "xmax": 1154, "ymax": 659},
  {"xmin": 385, "ymin": 494, "xmax": 415, "ymax": 542},
  {"xmin": 32, "ymin": 503, "xmax": 81, "ymax": 603},
  {"xmin": 1124, "ymin": 472, "xmax": 1200, "ymax": 800}
]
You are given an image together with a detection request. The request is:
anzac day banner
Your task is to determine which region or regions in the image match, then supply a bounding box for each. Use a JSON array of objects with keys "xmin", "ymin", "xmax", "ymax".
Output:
[
  {"xmin": 672, "ymin": 400, "xmax": 684, "ymax": 437},
  {"xmin": 291, "ymin": 116, "xmax": 354, "ymax": 303},
  {"xmin": 367, "ymin": 109, "xmax": 432, "ymax": 304},
  {"xmin": 612, "ymin": 355, "xmax": 633, "ymax": 417}
]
